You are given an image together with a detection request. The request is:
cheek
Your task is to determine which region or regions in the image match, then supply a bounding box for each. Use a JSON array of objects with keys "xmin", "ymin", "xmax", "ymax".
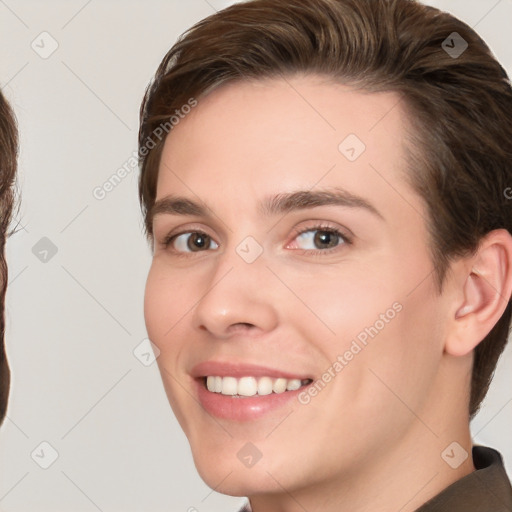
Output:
[
  {"xmin": 143, "ymin": 266, "xmax": 168, "ymax": 346},
  {"xmin": 144, "ymin": 262, "xmax": 197, "ymax": 429},
  {"xmin": 289, "ymin": 264, "xmax": 400, "ymax": 350},
  {"xmin": 349, "ymin": 277, "xmax": 446, "ymax": 421},
  {"xmin": 143, "ymin": 261, "xmax": 195, "ymax": 347},
  {"xmin": 296, "ymin": 249, "xmax": 444, "ymax": 404}
]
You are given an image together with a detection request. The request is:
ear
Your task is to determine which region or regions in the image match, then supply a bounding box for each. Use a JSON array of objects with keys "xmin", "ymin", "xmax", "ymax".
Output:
[{"xmin": 446, "ymin": 229, "xmax": 512, "ymax": 357}]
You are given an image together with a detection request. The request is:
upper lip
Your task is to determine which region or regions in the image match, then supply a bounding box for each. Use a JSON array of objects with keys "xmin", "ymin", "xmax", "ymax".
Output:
[{"xmin": 190, "ymin": 361, "xmax": 313, "ymax": 380}]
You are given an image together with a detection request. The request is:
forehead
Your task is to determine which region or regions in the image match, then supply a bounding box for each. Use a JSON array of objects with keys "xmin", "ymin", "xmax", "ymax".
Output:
[{"xmin": 156, "ymin": 75, "xmax": 424, "ymax": 225}]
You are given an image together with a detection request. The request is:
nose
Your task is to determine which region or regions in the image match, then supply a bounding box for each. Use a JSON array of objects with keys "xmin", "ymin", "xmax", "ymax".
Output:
[{"xmin": 191, "ymin": 249, "xmax": 279, "ymax": 339}]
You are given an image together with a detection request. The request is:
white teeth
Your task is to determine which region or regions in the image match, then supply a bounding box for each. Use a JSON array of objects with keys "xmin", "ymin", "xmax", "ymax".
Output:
[
  {"xmin": 273, "ymin": 378, "xmax": 287, "ymax": 394},
  {"xmin": 222, "ymin": 376, "xmax": 238, "ymax": 395},
  {"xmin": 238, "ymin": 377, "xmax": 258, "ymax": 396},
  {"xmin": 205, "ymin": 376, "xmax": 308, "ymax": 397},
  {"xmin": 286, "ymin": 379, "xmax": 301, "ymax": 391},
  {"xmin": 257, "ymin": 376, "xmax": 273, "ymax": 396}
]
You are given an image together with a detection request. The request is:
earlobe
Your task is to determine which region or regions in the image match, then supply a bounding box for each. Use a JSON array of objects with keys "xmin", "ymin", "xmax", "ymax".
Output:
[{"xmin": 446, "ymin": 229, "xmax": 512, "ymax": 357}]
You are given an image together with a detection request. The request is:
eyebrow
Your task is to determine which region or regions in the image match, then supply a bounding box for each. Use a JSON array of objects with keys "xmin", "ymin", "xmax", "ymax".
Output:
[{"xmin": 150, "ymin": 188, "xmax": 384, "ymax": 224}]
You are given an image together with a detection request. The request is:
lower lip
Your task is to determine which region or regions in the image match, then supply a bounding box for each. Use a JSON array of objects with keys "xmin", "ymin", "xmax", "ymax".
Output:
[{"xmin": 195, "ymin": 379, "xmax": 307, "ymax": 421}]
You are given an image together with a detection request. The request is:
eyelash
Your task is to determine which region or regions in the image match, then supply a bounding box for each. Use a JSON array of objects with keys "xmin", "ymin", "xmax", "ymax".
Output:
[{"xmin": 161, "ymin": 223, "xmax": 352, "ymax": 258}]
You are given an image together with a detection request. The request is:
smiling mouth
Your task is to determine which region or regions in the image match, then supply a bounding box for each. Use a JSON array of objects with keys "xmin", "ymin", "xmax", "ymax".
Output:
[{"xmin": 203, "ymin": 376, "xmax": 313, "ymax": 397}]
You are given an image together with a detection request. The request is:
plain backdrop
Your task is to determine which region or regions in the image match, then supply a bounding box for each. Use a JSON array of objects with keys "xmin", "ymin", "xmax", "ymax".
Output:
[{"xmin": 0, "ymin": 1, "xmax": 511, "ymax": 511}]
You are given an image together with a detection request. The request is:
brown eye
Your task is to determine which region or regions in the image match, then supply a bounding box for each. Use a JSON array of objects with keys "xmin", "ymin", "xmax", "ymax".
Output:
[
  {"xmin": 294, "ymin": 228, "xmax": 347, "ymax": 251},
  {"xmin": 167, "ymin": 232, "xmax": 219, "ymax": 253},
  {"xmin": 187, "ymin": 232, "xmax": 209, "ymax": 251},
  {"xmin": 313, "ymin": 230, "xmax": 340, "ymax": 249}
]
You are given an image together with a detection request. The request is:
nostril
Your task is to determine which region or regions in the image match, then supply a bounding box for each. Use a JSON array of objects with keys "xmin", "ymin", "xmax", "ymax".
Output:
[{"xmin": 230, "ymin": 322, "xmax": 255, "ymax": 331}]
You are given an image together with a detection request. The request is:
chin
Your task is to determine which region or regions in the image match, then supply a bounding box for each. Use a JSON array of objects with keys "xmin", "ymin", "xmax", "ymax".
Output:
[
  {"xmin": 190, "ymin": 440, "xmax": 288, "ymax": 497},
  {"xmin": 196, "ymin": 462, "xmax": 280, "ymax": 497}
]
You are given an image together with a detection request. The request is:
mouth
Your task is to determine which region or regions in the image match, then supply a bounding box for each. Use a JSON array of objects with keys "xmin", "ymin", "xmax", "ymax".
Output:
[
  {"xmin": 203, "ymin": 375, "xmax": 313, "ymax": 397},
  {"xmin": 191, "ymin": 361, "xmax": 315, "ymax": 420}
]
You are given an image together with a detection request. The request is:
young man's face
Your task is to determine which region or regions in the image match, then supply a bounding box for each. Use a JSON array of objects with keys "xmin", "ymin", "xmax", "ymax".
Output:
[{"xmin": 144, "ymin": 76, "xmax": 458, "ymax": 497}]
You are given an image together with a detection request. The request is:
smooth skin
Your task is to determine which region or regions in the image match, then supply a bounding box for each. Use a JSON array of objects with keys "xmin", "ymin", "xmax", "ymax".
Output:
[{"xmin": 144, "ymin": 75, "xmax": 512, "ymax": 512}]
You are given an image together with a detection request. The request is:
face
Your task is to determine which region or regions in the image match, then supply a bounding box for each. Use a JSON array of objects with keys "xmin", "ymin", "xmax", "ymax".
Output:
[{"xmin": 144, "ymin": 76, "xmax": 452, "ymax": 498}]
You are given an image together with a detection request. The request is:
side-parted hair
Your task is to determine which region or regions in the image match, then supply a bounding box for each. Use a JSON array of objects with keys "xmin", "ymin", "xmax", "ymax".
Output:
[
  {"xmin": 0, "ymin": 90, "xmax": 18, "ymax": 424},
  {"xmin": 138, "ymin": 0, "xmax": 512, "ymax": 417}
]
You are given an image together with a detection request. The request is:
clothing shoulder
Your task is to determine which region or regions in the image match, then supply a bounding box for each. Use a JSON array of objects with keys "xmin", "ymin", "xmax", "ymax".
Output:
[{"xmin": 417, "ymin": 446, "xmax": 512, "ymax": 512}]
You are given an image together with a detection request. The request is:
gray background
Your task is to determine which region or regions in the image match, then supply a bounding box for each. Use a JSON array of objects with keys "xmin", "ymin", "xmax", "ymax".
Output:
[{"xmin": 0, "ymin": 1, "xmax": 510, "ymax": 511}]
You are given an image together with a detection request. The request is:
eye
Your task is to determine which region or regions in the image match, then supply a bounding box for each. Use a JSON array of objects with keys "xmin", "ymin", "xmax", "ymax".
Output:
[
  {"xmin": 160, "ymin": 224, "xmax": 350, "ymax": 257},
  {"xmin": 164, "ymin": 231, "xmax": 219, "ymax": 253},
  {"xmin": 289, "ymin": 225, "xmax": 351, "ymax": 253}
]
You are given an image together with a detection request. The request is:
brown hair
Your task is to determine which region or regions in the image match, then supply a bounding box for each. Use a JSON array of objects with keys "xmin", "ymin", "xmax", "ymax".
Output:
[
  {"xmin": 138, "ymin": 0, "xmax": 512, "ymax": 417},
  {"xmin": 0, "ymin": 90, "xmax": 18, "ymax": 424}
]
